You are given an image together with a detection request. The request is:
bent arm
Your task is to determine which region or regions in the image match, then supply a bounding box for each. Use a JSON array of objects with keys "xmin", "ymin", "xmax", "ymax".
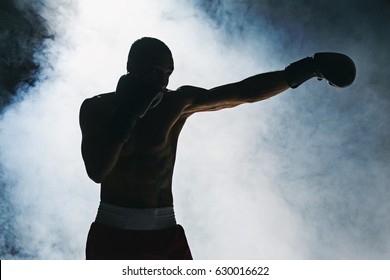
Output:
[
  {"xmin": 81, "ymin": 134, "xmax": 123, "ymax": 184},
  {"xmin": 79, "ymin": 98, "xmax": 127, "ymax": 183},
  {"xmin": 183, "ymin": 70, "xmax": 289, "ymax": 114}
]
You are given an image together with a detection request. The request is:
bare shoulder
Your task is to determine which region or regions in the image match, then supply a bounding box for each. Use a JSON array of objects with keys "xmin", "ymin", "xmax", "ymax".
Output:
[
  {"xmin": 79, "ymin": 92, "xmax": 115, "ymax": 133},
  {"xmin": 80, "ymin": 92, "xmax": 115, "ymax": 111},
  {"xmin": 173, "ymin": 85, "xmax": 236, "ymax": 114},
  {"xmin": 176, "ymin": 85, "xmax": 207, "ymax": 95},
  {"xmin": 169, "ymin": 85, "xmax": 207, "ymax": 114}
]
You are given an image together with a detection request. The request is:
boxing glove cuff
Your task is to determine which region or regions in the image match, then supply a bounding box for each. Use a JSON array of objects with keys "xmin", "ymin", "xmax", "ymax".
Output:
[{"xmin": 285, "ymin": 57, "xmax": 316, "ymax": 89}]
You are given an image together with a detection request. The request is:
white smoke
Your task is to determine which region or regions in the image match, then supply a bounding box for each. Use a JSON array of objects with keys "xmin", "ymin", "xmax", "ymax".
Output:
[{"xmin": 1, "ymin": 0, "xmax": 389, "ymax": 259}]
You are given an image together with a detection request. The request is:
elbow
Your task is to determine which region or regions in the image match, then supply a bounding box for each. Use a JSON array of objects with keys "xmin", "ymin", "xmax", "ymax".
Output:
[
  {"xmin": 89, "ymin": 175, "xmax": 103, "ymax": 184},
  {"xmin": 86, "ymin": 167, "xmax": 106, "ymax": 184},
  {"xmin": 82, "ymin": 155, "xmax": 111, "ymax": 184}
]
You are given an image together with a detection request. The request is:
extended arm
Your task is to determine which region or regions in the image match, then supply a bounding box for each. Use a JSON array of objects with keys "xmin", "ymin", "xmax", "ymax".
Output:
[
  {"xmin": 182, "ymin": 52, "xmax": 356, "ymax": 114},
  {"xmin": 182, "ymin": 70, "xmax": 288, "ymax": 114}
]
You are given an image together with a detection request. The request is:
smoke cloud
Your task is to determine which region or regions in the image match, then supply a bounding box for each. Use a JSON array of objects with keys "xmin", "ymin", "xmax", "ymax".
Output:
[{"xmin": 0, "ymin": 0, "xmax": 389, "ymax": 259}]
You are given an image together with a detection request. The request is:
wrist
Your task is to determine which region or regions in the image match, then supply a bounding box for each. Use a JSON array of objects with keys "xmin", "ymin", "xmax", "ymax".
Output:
[{"xmin": 285, "ymin": 57, "xmax": 316, "ymax": 88}]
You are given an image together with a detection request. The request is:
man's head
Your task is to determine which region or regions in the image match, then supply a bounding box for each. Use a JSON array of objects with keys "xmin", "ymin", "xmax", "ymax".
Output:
[{"xmin": 127, "ymin": 37, "xmax": 174, "ymax": 89}]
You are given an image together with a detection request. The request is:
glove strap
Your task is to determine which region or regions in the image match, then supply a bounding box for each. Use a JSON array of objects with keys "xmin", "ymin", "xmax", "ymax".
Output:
[{"xmin": 285, "ymin": 57, "xmax": 316, "ymax": 88}]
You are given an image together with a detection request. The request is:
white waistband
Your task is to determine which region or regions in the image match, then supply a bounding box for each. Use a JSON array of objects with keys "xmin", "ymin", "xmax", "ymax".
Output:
[{"xmin": 95, "ymin": 202, "xmax": 177, "ymax": 230}]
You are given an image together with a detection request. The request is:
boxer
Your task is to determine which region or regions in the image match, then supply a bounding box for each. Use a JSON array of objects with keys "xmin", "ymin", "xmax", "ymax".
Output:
[{"xmin": 79, "ymin": 37, "xmax": 356, "ymax": 259}]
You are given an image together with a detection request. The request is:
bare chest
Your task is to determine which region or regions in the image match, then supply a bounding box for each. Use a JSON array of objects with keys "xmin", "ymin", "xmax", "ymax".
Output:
[{"xmin": 120, "ymin": 97, "xmax": 187, "ymax": 156}]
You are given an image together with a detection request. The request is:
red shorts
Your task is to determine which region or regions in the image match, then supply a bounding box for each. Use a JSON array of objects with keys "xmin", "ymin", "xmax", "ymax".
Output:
[{"xmin": 86, "ymin": 222, "xmax": 193, "ymax": 260}]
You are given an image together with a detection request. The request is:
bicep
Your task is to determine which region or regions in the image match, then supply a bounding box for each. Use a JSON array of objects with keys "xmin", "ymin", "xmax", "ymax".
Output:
[
  {"xmin": 79, "ymin": 100, "xmax": 99, "ymax": 163},
  {"xmin": 180, "ymin": 83, "xmax": 244, "ymax": 114},
  {"xmin": 181, "ymin": 71, "xmax": 289, "ymax": 114},
  {"xmin": 79, "ymin": 98, "xmax": 110, "ymax": 142},
  {"xmin": 79, "ymin": 99, "xmax": 96, "ymax": 137},
  {"xmin": 79, "ymin": 99, "xmax": 109, "ymax": 162}
]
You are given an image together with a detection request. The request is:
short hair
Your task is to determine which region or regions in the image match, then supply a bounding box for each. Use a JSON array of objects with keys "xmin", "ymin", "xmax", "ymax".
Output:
[{"xmin": 126, "ymin": 37, "xmax": 172, "ymax": 72}]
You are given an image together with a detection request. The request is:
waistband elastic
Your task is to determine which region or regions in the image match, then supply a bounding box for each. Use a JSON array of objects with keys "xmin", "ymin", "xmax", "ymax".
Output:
[{"xmin": 95, "ymin": 202, "xmax": 177, "ymax": 230}]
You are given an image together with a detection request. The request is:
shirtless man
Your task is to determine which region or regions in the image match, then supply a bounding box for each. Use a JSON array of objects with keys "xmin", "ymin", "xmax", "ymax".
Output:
[{"xmin": 80, "ymin": 37, "xmax": 355, "ymax": 259}]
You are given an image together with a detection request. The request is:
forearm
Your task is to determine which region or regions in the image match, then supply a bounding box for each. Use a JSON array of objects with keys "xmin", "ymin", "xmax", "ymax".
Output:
[
  {"xmin": 235, "ymin": 70, "xmax": 289, "ymax": 102},
  {"xmin": 207, "ymin": 70, "xmax": 289, "ymax": 107},
  {"xmin": 81, "ymin": 136, "xmax": 124, "ymax": 183},
  {"xmin": 82, "ymin": 114, "xmax": 138, "ymax": 183}
]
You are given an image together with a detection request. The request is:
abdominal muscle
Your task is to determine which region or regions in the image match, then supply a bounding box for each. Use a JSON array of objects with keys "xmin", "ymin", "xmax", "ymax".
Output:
[
  {"xmin": 100, "ymin": 139, "xmax": 178, "ymax": 208},
  {"xmin": 98, "ymin": 90, "xmax": 188, "ymax": 209}
]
